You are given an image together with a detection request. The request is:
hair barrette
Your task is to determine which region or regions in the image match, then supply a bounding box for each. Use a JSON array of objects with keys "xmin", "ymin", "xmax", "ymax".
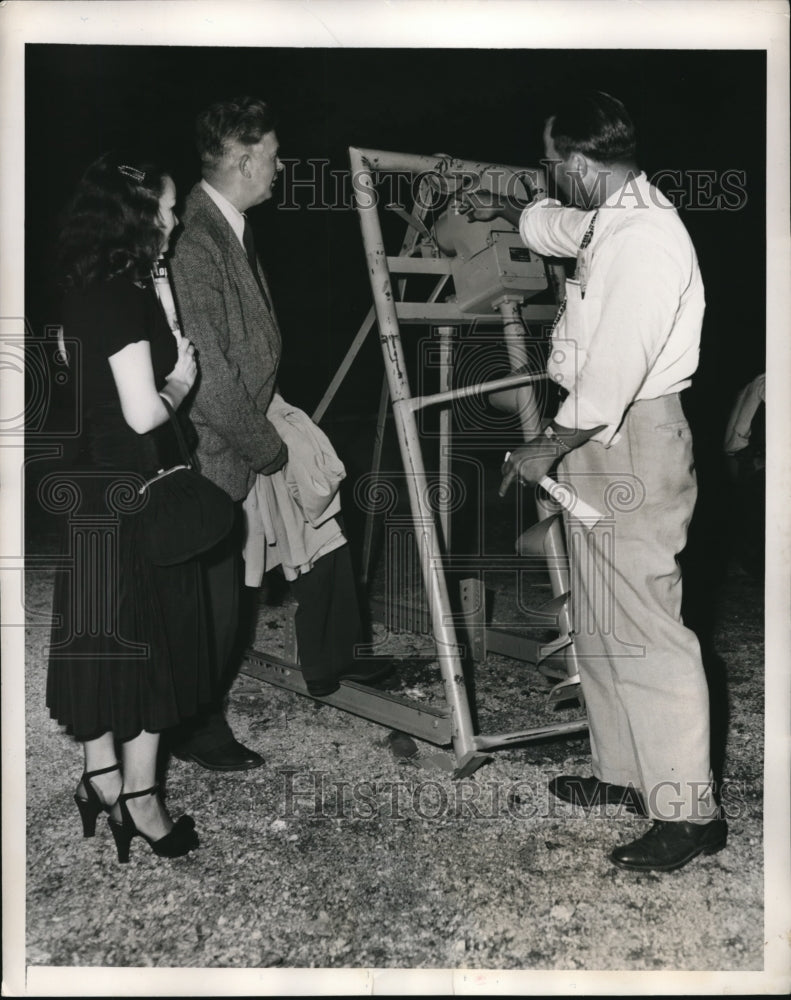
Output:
[{"xmin": 118, "ymin": 164, "xmax": 145, "ymax": 183}]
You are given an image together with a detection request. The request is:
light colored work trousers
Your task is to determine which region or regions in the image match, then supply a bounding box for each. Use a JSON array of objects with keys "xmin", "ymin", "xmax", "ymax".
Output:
[{"xmin": 557, "ymin": 394, "xmax": 718, "ymax": 822}]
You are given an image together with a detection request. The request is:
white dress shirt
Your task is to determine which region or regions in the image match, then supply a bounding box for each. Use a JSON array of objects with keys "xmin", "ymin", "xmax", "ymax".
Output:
[
  {"xmin": 519, "ymin": 172, "xmax": 705, "ymax": 444},
  {"xmin": 200, "ymin": 178, "xmax": 246, "ymax": 248}
]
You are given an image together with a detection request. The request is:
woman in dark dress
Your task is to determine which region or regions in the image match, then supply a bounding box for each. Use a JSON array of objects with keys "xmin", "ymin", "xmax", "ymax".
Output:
[{"xmin": 47, "ymin": 153, "xmax": 212, "ymax": 861}]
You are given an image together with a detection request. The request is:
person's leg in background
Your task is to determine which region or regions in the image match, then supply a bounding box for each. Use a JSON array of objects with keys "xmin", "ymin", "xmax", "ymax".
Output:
[
  {"xmin": 291, "ymin": 543, "xmax": 360, "ymax": 695},
  {"xmin": 291, "ymin": 542, "xmax": 394, "ymax": 697}
]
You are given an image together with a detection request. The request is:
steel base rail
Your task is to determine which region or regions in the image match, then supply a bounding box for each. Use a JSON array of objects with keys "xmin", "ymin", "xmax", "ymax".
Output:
[
  {"xmin": 350, "ymin": 144, "xmax": 488, "ymax": 769},
  {"xmin": 241, "ymin": 648, "xmax": 452, "ymax": 747},
  {"xmin": 240, "ymin": 645, "xmax": 586, "ymax": 757},
  {"xmin": 473, "ymin": 718, "xmax": 589, "ymax": 751}
]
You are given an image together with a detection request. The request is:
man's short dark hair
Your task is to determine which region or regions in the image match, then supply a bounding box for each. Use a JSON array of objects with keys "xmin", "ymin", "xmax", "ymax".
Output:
[
  {"xmin": 195, "ymin": 96, "xmax": 276, "ymax": 173},
  {"xmin": 548, "ymin": 91, "xmax": 637, "ymax": 166}
]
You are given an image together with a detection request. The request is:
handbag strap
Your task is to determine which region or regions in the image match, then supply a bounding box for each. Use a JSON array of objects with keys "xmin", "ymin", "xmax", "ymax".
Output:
[
  {"xmin": 159, "ymin": 395, "xmax": 194, "ymax": 469},
  {"xmin": 151, "ymin": 260, "xmax": 182, "ymax": 337}
]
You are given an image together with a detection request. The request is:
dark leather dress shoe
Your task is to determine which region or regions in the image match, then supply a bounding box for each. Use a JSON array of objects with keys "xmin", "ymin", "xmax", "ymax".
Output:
[
  {"xmin": 339, "ymin": 659, "xmax": 397, "ymax": 685},
  {"xmin": 174, "ymin": 739, "xmax": 264, "ymax": 772},
  {"xmin": 549, "ymin": 774, "xmax": 646, "ymax": 816},
  {"xmin": 611, "ymin": 817, "xmax": 727, "ymax": 872},
  {"xmin": 305, "ymin": 678, "xmax": 341, "ymax": 697},
  {"xmin": 306, "ymin": 659, "xmax": 397, "ymax": 698}
]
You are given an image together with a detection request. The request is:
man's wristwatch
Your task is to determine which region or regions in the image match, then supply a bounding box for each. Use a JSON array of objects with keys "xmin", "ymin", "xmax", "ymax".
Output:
[{"xmin": 544, "ymin": 424, "xmax": 572, "ymax": 452}]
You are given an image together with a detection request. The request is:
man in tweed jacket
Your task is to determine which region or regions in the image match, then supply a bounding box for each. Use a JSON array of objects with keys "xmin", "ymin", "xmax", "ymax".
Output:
[{"xmin": 169, "ymin": 97, "xmax": 287, "ymax": 771}]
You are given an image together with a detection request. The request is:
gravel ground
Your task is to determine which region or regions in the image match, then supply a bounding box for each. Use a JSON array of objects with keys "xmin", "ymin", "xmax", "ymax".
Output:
[{"xmin": 16, "ymin": 461, "xmax": 776, "ymax": 994}]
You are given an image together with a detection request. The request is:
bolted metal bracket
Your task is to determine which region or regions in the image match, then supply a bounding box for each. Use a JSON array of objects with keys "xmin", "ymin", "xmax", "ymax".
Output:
[{"xmin": 547, "ymin": 673, "xmax": 585, "ymax": 710}]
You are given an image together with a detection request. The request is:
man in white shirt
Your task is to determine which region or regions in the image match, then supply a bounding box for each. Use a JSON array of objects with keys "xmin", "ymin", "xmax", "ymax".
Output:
[{"xmin": 461, "ymin": 91, "xmax": 726, "ymax": 871}]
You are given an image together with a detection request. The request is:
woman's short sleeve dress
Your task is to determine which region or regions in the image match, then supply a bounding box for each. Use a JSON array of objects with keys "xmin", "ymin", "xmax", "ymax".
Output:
[{"xmin": 46, "ymin": 276, "xmax": 213, "ymax": 742}]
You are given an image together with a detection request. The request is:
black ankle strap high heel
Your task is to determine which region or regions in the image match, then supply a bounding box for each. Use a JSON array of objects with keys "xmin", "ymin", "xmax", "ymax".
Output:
[
  {"xmin": 74, "ymin": 762, "xmax": 121, "ymax": 838},
  {"xmin": 107, "ymin": 784, "xmax": 198, "ymax": 863}
]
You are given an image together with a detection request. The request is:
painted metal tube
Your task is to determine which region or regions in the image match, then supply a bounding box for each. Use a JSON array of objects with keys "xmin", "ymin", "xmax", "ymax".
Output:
[
  {"xmin": 312, "ymin": 305, "xmax": 376, "ymax": 425},
  {"xmin": 437, "ymin": 325, "xmax": 455, "ymax": 552},
  {"xmin": 350, "ymin": 146, "xmax": 477, "ymax": 759},
  {"xmin": 352, "ymin": 147, "xmax": 546, "ymax": 202},
  {"xmin": 360, "ymin": 376, "xmax": 391, "ymax": 586},
  {"xmin": 406, "ymin": 370, "xmax": 546, "ymax": 413},
  {"xmin": 474, "ymin": 718, "xmax": 588, "ymax": 751},
  {"xmin": 496, "ymin": 296, "xmax": 544, "ymax": 440}
]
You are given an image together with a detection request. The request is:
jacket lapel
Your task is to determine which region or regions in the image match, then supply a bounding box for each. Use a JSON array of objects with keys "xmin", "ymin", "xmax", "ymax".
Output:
[{"xmin": 186, "ymin": 185, "xmax": 275, "ymax": 322}]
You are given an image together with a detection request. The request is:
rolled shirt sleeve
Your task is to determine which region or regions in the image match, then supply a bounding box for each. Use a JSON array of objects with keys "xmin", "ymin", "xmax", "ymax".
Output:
[{"xmin": 519, "ymin": 198, "xmax": 592, "ymax": 259}]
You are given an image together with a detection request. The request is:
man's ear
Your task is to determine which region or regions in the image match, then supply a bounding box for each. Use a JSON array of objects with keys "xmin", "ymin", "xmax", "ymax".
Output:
[
  {"xmin": 568, "ymin": 151, "xmax": 588, "ymax": 177},
  {"xmin": 239, "ymin": 153, "xmax": 252, "ymax": 179}
]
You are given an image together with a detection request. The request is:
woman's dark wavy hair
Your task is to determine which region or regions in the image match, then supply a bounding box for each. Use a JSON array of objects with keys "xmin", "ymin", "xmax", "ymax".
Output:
[
  {"xmin": 549, "ymin": 91, "xmax": 637, "ymax": 166},
  {"xmin": 57, "ymin": 151, "xmax": 168, "ymax": 289}
]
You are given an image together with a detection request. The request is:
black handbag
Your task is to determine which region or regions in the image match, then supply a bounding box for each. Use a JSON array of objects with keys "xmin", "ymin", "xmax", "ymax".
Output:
[{"xmin": 137, "ymin": 397, "xmax": 235, "ymax": 566}]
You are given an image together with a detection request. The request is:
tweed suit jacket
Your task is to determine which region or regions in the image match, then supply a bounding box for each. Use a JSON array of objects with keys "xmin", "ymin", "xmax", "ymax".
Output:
[{"xmin": 169, "ymin": 184, "xmax": 284, "ymax": 501}]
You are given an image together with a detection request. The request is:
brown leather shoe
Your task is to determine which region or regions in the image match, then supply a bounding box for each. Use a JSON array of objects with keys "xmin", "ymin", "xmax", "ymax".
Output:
[
  {"xmin": 611, "ymin": 818, "xmax": 727, "ymax": 872},
  {"xmin": 549, "ymin": 774, "xmax": 646, "ymax": 816}
]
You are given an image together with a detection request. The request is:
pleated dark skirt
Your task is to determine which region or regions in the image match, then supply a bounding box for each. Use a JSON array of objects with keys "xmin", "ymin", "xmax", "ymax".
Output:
[{"xmin": 46, "ymin": 485, "xmax": 213, "ymax": 743}]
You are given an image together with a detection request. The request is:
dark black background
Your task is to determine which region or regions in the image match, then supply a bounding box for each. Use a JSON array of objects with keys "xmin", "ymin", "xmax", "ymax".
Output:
[
  {"xmin": 25, "ymin": 46, "xmax": 767, "ymax": 626},
  {"xmin": 25, "ymin": 45, "xmax": 766, "ymax": 419}
]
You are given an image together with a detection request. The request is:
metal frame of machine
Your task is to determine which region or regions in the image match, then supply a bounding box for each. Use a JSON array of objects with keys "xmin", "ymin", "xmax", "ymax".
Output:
[{"xmin": 242, "ymin": 148, "xmax": 587, "ymax": 776}]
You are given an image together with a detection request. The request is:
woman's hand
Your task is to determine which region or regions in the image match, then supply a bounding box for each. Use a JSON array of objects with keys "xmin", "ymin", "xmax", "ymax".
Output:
[
  {"xmin": 109, "ymin": 337, "xmax": 195, "ymax": 434},
  {"xmin": 163, "ymin": 335, "xmax": 197, "ymax": 401}
]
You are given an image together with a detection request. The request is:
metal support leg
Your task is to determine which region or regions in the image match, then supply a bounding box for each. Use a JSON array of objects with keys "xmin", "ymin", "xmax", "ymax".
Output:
[
  {"xmin": 360, "ymin": 376, "xmax": 391, "ymax": 587},
  {"xmin": 458, "ymin": 295, "xmax": 543, "ymax": 662},
  {"xmin": 312, "ymin": 307, "xmax": 377, "ymax": 425},
  {"xmin": 517, "ymin": 502, "xmax": 584, "ymax": 701},
  {"xmin": 437, "ymin": 325, "xmax": 455, "ymax": 551},
  {"xmin": 494, "ymin": 295, "xmax": 543, "ymax": 441},
  {"xmin": 351, "ymin": 148, "xmax": 482, "ymax": 765},
  {"xmin": 489, "ymin": 299, "xmax": 582, "ymax": 706},
  {"xmin": 460, "ymin": 577, "xmax": 487, "ymax": 662}
]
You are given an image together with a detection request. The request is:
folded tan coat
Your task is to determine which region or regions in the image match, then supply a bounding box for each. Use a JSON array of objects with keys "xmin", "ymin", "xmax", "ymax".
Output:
[{"xmin": 243, "ymin": 394, "xmax": 346, "ymax": 584}]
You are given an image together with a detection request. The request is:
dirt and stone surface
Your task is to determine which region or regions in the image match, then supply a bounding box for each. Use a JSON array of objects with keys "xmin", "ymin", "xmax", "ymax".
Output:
[{"xmin": 22, "ymin": 456, "xmax": 766, "ymax": 977}]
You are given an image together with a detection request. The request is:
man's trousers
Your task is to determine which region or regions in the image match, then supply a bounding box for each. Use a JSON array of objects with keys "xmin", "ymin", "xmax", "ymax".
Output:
[
  {"xmin": 290, "ymin": 541, "xmax": 362, "ymax": 689},
  {"xmin": 557, "ymin": 393, "xmax": 718, "ymax": 822}
]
